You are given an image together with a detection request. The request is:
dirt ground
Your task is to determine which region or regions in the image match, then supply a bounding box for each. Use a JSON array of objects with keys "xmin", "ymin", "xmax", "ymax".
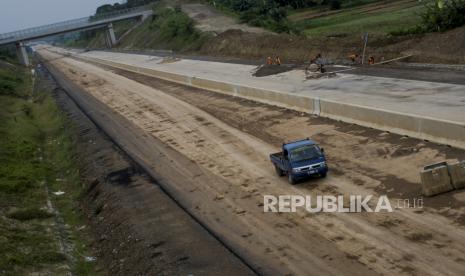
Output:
[
  {"xmin": 195, "ymin": 25, "xmax": 465, "ymax": 65},
  {"xmin": 40, "ymin": 49, "xmax": 465, "ymax": 275},
  {"xmin": 68, "ymin": 1, "xmax": 465, "ymax": 66},
  {"xmin": 43, "ymin": 63, "xmax": 254, "ymax": 275},
  {"xmin": 90, "ymin": 47, "xmax": 465, "ymax": 85},
  {"xmin": 346, "ymin": 64, "xmax": 465, "ymax": 85},
  {"xmin": 171, "ymin": 1, "xmax": 465, "ymax": 65},
  {"xmin": 181, "ymin": 3, "xmax": 269, "ymax": 34}
]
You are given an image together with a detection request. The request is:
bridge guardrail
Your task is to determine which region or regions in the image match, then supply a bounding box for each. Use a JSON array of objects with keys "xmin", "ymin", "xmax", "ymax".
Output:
[{"xmin": 0, "ymin": 5, "xmax": 152, "ymax": 42}]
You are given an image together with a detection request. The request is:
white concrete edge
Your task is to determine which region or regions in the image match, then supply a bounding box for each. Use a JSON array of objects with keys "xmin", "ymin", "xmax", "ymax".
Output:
[{"xmin": 65, "ymin": 51, "xmax": 465, "ymax": 149}]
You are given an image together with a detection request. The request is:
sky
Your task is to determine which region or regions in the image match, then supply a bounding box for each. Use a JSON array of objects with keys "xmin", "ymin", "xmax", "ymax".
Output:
[{"xmin": 0, "ymin": 0, "xmax": 122, "ymax": 33}]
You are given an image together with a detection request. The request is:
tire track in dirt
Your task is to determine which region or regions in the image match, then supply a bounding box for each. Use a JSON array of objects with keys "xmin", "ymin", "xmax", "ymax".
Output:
[{"xmin": 40, "ymin": 49, "xmax": 465, "ymax": 276}]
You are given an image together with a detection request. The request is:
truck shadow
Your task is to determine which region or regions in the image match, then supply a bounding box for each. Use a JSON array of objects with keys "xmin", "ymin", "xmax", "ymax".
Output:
[{"xmin": 291, "ymin": 175, "xmax": 327, "ymax": 189}]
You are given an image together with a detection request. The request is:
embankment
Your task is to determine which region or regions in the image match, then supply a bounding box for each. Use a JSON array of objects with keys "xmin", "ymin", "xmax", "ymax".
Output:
[
  {"xmin": 41, "ymin": 59, "xmax": 256, "ymax": 275},
  {"xmin": 66, "ymin": 51, "xmax": 465, "ymax": 150}
]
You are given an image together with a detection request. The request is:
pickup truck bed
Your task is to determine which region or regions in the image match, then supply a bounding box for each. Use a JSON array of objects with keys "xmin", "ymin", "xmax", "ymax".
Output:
[{"xmin": 270, "ymin": 152, "xmax": 283, "ymax": 159}]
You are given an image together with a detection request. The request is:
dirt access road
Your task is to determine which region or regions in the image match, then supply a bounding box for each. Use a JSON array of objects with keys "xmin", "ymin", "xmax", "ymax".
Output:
[{"xmin": 40, "ymin": 48, "xmax": 465, "ymax": 276}]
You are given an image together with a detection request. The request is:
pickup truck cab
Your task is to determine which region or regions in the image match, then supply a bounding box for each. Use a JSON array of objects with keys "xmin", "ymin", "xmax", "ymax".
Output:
[{"xmin": 270, "ymin": 138, "xmax": 328, "ymax": 184}]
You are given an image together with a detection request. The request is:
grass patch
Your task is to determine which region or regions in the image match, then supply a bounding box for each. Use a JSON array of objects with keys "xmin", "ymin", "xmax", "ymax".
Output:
[
  {"xmin": 64, "ymin": 18, "xmax": 139, "ymax": 48},
  {"xmin": 7, "ymin": 208, "xmax": 53, "ymax": 221},
  {"xmin": 0, "ymin": 219, "xmax": 63, "ymax": 272},
  {"xmin": 0, "ymin": 63, "xmax": 96, "ymax": 275},
  {"xmin": 116, "ymin": 6, "xmax": 210, "ymax": 51},
  {"xmin": 0, "ymin": 67, "xmax": 26, "ymax": 97},
  {"xmin": 0, "ymin": 45, "xmax": 18, "ymax": 64},
  {"xmin": 391, "ymin": 0, "xmax": 465, "ymax": 36},
  {"xmin": 33, "ymin": 251, "xmax": 67, "ymax": 264},
  {"xmin": 293, "ymin": 0, "xmax": 424, "ymax": 36},
  {"xmin": 65, "ymin": 4, "xmax": 208, "ymax": 52},
  {"xmin": 147, "ymin": 6, "xmax": 208, "ymax": 51}
]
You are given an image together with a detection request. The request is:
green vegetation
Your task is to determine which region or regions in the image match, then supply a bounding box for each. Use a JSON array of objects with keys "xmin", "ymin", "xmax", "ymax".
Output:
[
  {"xmin": 290, "ymin": 0, "xmax": 424, "ymax": 36},
  {"xmin": 208, "ymin": 0, "xmax": 297, "ymax": 33},
  {"xmin": 148, "ymin": 7, "xmax": 206, "ymax": 50},
  {"xmin": 66, "ymin": 4, "xmax": 207, "ymax": 51},
  {"xmin": 94, "ymin": 6, "xmax": 208, "ymax": 51},
  {"xmin": 330, "ymin": 0, "xmax": 342, "ymax": 10},
  {"xmin": 421, "ymin": 0, "xmax": 465, "ymax": 31},
  {"xmin": 238, "ymin": 3, "xmax": 294, "ymax": 33},
  {"xmin": 290, "ymin": 0, "xmax": 465, "ymax": 37},
  {"xmin": 0, "ymin": 64, "xmax": 95, "ymax": 275},
  {"xmin": 95, "ymin": 0, "xmax": 157, "ymax": 14},
  {"xmin": 60, "ymin": 0, "xmax": 465, "ymax": 61},
  {"xmin": 390, "ymin": 0, "xmax": 465, "ymax": 35},
  {"xmin": 305, "ymin": 6, "xmax": 423, "ymax": 36},
  {"xmin": 0, "ymin": 68, "xmax": 24, "ymax": 97},
  {"xmin": 332, "ymin": 0, "xmax": 384, "ymax": 8},
  {"xmin": 65, "ymin": 18, "xmax": 138, "ymax": 48},
  {"xmin": 7, "ymin": 208, "xmax": 53, "ymax": 221},
  {"xmin": 0, "ymin": 46, "xmax": 17, "ymax": 64},
  {"xmin": 206, "ymin": 0, "xmax": 400, "ymax": 33}
]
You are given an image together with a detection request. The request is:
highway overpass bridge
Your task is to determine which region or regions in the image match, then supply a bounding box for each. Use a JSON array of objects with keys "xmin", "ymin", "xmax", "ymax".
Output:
[{"xmin": 0, "ymin": 6, "xmax": 153, "ymax": 66}]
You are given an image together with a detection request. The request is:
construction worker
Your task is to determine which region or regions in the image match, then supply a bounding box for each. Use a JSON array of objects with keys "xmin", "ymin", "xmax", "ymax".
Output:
[
  {"xmin": 314, "ymin": 53, "xmax": 325, "ymax": 73},
  {"xmin": 314, "ymin": 53, "xmax": 323, "ymax": 65},
  {"xmin": 368, "ymin": 56, "xmax": 375, "ymax": 65},
  {"xmin": 275, "ymin": 56, "xmax": 281, "ymax": 66},
  {"xmin": 266, "ymin": 56, "xmax": 273, "ymax": 65},
  {"xmin": 349, "ymin": 53, "xmax": 359, "ymax": 63}
]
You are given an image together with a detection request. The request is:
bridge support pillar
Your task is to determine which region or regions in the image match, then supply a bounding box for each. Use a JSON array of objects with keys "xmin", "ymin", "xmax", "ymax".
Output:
[
  {"xmin": 141, "ymin": 13, "xmax": 150, "ymax": 21},
  {"xmin": 15, "ymin": 42, "xmax": 29, "ymax": 66},
  {"xmin": 105, "ymin": 23, "xmax": 117, "ymax": 48}
]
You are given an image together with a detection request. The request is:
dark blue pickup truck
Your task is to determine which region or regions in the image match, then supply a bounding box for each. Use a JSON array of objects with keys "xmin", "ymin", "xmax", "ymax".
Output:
[{"xmin": 270, "ymin": 138, "xmax": 328, "ymax": 184}]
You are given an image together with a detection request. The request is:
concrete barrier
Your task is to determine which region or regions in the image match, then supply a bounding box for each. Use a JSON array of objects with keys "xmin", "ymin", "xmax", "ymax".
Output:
[
  {"xmin": 448, "ymin": 161, "xmax": 465, "ymax": 190},
  {"xmin": 70, "ymin": 52, "xmax": 465, "ymax": 149},
  {"xmin": 319, "ymin": 99, "xmax": 465, "ymax": 148},
  {"xmin": 191, "ymin": 77, "xmax": 235, "ymax": 95},
  {"xmin": 235, "ymin": 86, "xmax": 315, "ymax": 113},
  {"xmin": 420, "ymin": 162, "xmax": 454, "ymax": 196}
]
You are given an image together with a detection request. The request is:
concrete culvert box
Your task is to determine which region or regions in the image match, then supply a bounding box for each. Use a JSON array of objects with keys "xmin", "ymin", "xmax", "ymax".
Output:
[
  {"xmin": 448, "ymin": 161, "xmax": 465, "ymax": 189},
  {"xmin": 420, "ymin": 162, "xmax": 454, "ymax": 197}
]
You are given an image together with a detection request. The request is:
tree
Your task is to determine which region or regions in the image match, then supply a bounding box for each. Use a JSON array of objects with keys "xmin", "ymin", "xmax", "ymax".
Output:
[
  {"xmin": 330, "ymin": 0, "xmax": 341, "ymax": 10},
  {"xmin": 421, "ymin": 0, "xmax": 465, "ymax": 31},
  {"xmin": 96, "ymin": 4, "xmax": 114, "ymax": 14}
]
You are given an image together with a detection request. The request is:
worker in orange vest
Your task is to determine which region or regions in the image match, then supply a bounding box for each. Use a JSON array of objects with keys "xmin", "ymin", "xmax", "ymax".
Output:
[
  {"xmin": 368, "ymin": 56, "xmax": 375, "ymax": 65},
  {"xmin": 349, "ymin": 53, "xmax": 359, "ymax": 63},
  {"xmin": 266, "ymin": 56, "xmax": 273, "ymax": 65}
]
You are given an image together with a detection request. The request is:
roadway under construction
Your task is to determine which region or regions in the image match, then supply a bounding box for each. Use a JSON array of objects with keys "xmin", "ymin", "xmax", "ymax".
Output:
[{"xmin": 36, "ymin": 46, "xmax": 465, "ymax": 275}]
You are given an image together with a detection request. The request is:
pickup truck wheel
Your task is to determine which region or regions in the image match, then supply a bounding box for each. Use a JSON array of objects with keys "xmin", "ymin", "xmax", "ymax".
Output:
[
  {"xmin": 275, "ymin": 165, "xmax": 284, "ymax": 176},
  {"xmin": 288, "ymin": 173, "xmax": 296, "ymax": 185},
  {"xmin": 321, "ymin": 172, "xmax": 327, "ymax": 178}
]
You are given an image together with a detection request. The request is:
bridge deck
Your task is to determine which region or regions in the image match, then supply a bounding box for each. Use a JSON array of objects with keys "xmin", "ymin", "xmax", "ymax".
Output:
[{"xmin": 0, "ymin": 7, "xmax": 152, "ymax": 46}]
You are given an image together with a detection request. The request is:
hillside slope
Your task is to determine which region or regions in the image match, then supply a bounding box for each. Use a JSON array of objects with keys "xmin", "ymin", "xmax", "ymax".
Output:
[
  {"xmin": 290, "ymin": 0, "xmax": 422, "ymax": 36},
  {"xmin": 181, "ymin": 3, "xmax": 269, "ymax": 34},
  {"xmin": 66, "ymin": 0, "xmax": 465, "ymax": 64}
]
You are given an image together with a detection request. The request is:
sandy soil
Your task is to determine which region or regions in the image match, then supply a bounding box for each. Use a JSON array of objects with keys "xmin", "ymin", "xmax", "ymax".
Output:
[
  {"xmin": 181, "ymin": 3, "xmax": 269, "ymax": 34},
  {"xmin": 347, "ymin": 64, "xmax": 465, "ymax": 85},
  {"xmin": 43, "ymin": 64, "xmax": 254, "ymax": 275},
  {"xmin": 40, "ymin": 48, "xmax": 465, "ymax": 276}
]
